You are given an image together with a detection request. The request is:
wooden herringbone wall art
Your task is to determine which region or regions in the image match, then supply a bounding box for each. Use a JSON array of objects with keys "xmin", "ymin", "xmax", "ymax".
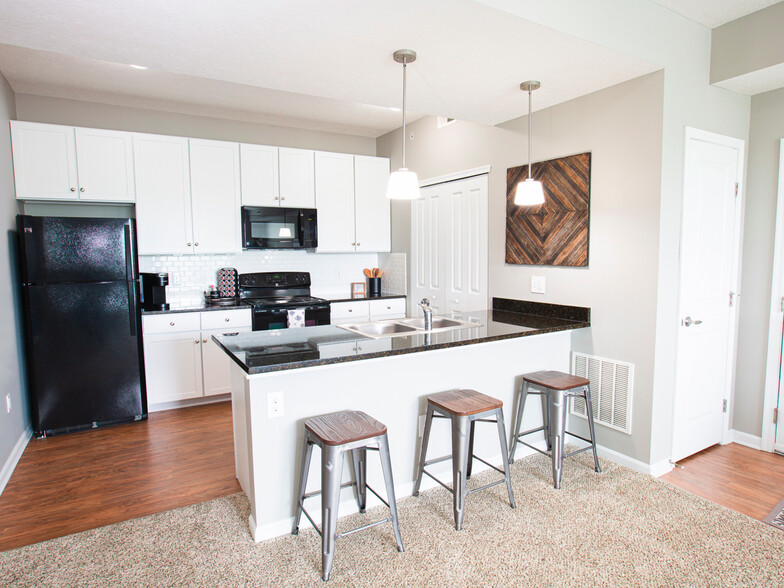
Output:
[{"xmin": 506, "ymin": 152, "xmax": 591, "ymax": 266}]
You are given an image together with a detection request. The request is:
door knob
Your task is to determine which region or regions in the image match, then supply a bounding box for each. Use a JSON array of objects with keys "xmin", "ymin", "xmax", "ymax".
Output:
[{"xmin": 682, "ymin": 316, "xmax": 703, "ymax": 327}]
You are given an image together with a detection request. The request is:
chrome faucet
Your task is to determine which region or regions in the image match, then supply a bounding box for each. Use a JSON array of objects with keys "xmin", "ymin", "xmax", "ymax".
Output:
[{"xmin": 419, "ymin": 298, "xmax": 433, "ymax": 331}]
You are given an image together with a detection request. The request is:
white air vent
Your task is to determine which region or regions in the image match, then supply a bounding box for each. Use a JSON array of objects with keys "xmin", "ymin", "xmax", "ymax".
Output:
[
  {"xmin": 437, "ymin": 116, "xmax": 457, "ymax": 129},
  {"xmin": 571, "ymin": 352, "xmax": 634, "ymax": 434}
]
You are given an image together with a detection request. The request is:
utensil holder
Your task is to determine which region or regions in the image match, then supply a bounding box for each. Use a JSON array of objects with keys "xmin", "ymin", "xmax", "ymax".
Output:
[{"xmin": 367, "ymin": 277, "xmax": 381, "ymax": 297}]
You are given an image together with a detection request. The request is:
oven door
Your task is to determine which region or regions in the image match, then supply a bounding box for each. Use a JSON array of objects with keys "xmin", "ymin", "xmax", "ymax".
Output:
[{"xmin": 252, "ymin": 304, "xmax": 331, "ymax": 331}]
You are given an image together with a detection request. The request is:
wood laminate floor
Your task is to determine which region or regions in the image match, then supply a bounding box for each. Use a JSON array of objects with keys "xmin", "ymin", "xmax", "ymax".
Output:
[
  {"xmin": 661, "ymin": 442, "xmax": 784, "ymax": 521},
  {"xmin": 0, "ymin": 402, "xmax": 240, "ymax": 552},
  {"xmin": 2, "ymin": 404, "xmax": 782, "ymax": 553}
]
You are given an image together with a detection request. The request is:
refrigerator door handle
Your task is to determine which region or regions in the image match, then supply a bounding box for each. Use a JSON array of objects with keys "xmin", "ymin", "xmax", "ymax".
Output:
[
  {"xmin": 124, "ymin": 222, "xmax": 136, "ymax": 281},
  {"xmin": 128, "ymin": 281, "xmax": 138, "ymax": 337}
]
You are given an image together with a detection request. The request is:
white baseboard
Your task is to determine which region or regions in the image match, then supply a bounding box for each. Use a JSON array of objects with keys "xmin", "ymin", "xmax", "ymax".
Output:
[
  {"xmin": 0, "ymin": 427, "xmax": 32, "ymax": 497},
  {"xmin": 148, "ymin": 394, "xmax": 229, "ymax": 413},
  {"xmin": 729, "ymin": 429, "xmax": 762, "ymax": 450},
  {"xmin": 568, "ymin": 438, "xmax": 673, "ymax": 477}
]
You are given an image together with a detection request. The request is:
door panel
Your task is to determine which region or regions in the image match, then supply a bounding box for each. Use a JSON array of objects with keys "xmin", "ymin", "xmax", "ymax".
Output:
[
  {"xmin": 354, "ymin": 156, "xmax": 391, "ymax": 252},
  {"xmin": 240, "ymin": 144, "xmax": 279, "ymax": 206},
  {"xmin": 279, "ymin": 148, "xmax": 315, "ymax": 208},
  {"xmin": 10, "ymin": 121, "xmax": 77, "ymax": 200},
  {"xmin": 314, "ymin": 151, "xmax": 355, "ymax": 252},
  {"xmin": 74, "ymin": 128, "xmax": 135, "ymax": 202},
  {"xmin": 672, "ymin": 130, "xmax": 742, "ymax": 462}
]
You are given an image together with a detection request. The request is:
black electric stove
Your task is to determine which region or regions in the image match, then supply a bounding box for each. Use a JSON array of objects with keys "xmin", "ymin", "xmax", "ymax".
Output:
[{"xmin": 239, "ymin": 272, "xmax": 330, "ymax": 330}]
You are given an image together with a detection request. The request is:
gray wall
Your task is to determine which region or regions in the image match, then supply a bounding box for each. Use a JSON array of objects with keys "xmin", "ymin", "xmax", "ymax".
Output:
[
  {"xmin": 378, "ymin": 71, "xmax": 664, "ymax": 464},
  {"xmin": 0, "ymin": 73, "xmax": 28, "ymax": 484},
  {"xmin": 733, "ymin": 86, "xmax": 784, "ymax": 436},
  {"xmin": 15, "ymin": 94, "xmax": 376, "ymax": 156}
]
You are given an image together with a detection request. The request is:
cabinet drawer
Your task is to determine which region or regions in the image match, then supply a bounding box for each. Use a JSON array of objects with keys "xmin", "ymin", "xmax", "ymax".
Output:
[
  {"xmin": 142, "ymin": 312, "xmax": 201, "ymax": 334},
  {"xmin": 330, "ymin": 300, "xmax": 370, "ymax": 320},
  {"xmin": 201, "ymin": 308, "xmax": 252, "ymax": 330},
  {"xmin": 369, "ymin": 298, "xmax": 406, "ymax": 317}
]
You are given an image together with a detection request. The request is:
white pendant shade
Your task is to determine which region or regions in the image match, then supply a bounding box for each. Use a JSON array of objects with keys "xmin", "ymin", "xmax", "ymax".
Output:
[
  {"xmin": 386, "ymin": 168, "xmax": 420, "ymax": 200},
  {"xmin": 514, "ymin": 178, "xmax": 545, "ymax": 206}
]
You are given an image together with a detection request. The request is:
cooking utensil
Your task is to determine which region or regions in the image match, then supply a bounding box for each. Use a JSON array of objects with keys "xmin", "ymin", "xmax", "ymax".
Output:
[
  {"xmin": 377, "ymin": 269, "xmax": 384, "ymax": 277},
  {"xmin": 364, "ymin": 268, "xmax": 373, "ymax": 278}
]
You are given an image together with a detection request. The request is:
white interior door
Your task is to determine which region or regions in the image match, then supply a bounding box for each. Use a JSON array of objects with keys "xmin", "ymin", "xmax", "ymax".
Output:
[
  {"xmin": 411, "ymin": 184, "xmax": 445, "ymax": 315},
  {"xmin": 672, "ymin": 128, "xmax": 743, "ymax": 463}
]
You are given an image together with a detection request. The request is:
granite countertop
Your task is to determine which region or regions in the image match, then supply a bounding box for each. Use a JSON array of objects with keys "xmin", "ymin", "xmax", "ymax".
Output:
[
  {"xmin": 140, "ymin": 293, "xmax": 406, "ymax": 315},
  {"xmin": 213, "ymin": 298, "xmax": 590, "ymax": 375}
]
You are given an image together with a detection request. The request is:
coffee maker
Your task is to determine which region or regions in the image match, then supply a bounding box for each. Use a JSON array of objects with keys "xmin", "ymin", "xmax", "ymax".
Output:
[{"xmin": 140, "ymin": 272, "xmax": 169, "ymax": 311}]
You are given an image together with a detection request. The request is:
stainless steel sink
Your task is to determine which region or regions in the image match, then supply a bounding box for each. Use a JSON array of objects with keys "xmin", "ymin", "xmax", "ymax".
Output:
[{"xmin": 336, "ymin": 315, "xmax": 481, "ymax": 339}]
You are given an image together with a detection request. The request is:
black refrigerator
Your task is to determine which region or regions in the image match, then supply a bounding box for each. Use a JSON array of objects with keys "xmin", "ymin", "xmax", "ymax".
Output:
[{"xmin": 17, "ymin": 215, "xmax": 147, "ymax": 437}]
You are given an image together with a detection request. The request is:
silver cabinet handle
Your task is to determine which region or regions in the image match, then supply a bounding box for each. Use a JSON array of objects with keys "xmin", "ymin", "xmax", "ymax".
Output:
[
  {"xmin": 387, "ymin": 306, "xmax": 391, "ymax": 310},
  {"xmin": 348, "ymin": 309, "xmax": 353, "ymax": 312},
  {"xmin": 351, "ymin": 242, "xmax": 356, "ymax": 246},
  {"xmin": 682, "ymin": 316, "xmax": 703, "ymax": 327},
  {"xmin": 281, "ymin": 196, "xmax": 286, "ymax": 200},
  {"xmin": 80, "ymin": 187, "xmax": 85, "ymax": 192},
  {"xmin": 194, "ymin": 242, "xmax": 199, "ymax": 246},
  {"xmin": 70, "ymin": 187, "xmax": 76, "ymax": 192},
  {"xmin": 356, "ymin": 242, "xmax": 360, "ymax": 246}
]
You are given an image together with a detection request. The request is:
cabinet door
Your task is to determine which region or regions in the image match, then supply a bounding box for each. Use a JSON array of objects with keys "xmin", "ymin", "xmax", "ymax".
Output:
[
  {"xmin": 330, "ymin": 300, "xmax": 370, "ymax": 324},
  {"xmin": 74, "ymin": 127, "xmax": 135, "ymax": 202},
  {"xmin": 278, "ymin": 147, "xmax": 315, "ymax": 208},
  {"xmin": 354, "ymin": 156, "xmax": 391, "ymax": 252},
  {"xmin": 10, "ymin": 121, "xmax": 78, "ymax": 200},
  {"xmin": 190, "ymin": 139, "xmax": 241, "ymax": 254},
  {"xmin": 315, "ymin": 151, "xmax": 355, "ymax": 252},
  {"xmin": 410, "ymin": 187, "xmax": 445, "ymax": 314},
  {"xmin": 143, "ymin": 331, "xmax": 203, "ymax": 404},
  {"xmin": 240, "ymin": 143, "xmax": 279, "ymax": 206},
  {"xmin": 201, "ymin": 326, "xmax": 251, "ymax": 396},
  {"xmin": 133, "ymin": 134, "xmax": 193, "ymax": 255}
]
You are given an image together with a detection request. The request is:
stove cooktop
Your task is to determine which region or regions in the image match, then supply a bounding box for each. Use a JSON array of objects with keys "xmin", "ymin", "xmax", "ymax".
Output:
[{"xmin": 243, "ymin": 295, "xmax": 328, "ymax": 308}]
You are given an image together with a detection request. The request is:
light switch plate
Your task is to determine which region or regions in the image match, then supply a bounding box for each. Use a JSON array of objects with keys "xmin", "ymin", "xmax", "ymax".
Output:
[{"xmin": 531, "ymin": 275, "xmax": 546, "ymax": 294}]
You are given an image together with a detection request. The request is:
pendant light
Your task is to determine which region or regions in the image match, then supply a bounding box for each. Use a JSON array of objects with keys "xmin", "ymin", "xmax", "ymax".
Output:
[
  {"xmin": 386, "ymin": 49, "xmax": 420, "ymax": 200},
  {"xmin": 514, "ymin": 80, "xmax": 545, "ymax": 206}
]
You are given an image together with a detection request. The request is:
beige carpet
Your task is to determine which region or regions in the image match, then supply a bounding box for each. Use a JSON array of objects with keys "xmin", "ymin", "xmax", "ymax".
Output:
[{"xmin": 2, "ymin": 452, "xmax": 783, "ymax": 587}]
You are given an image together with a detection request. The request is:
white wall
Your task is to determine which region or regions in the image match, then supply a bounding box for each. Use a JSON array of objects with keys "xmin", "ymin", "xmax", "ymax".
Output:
[
  {"xmin": 15, "ymin": 94, "xmax": 376, "ymax": 156},
  {"xmin": 734, "ymin": 86, "xmax": 784, "ymax": 436},
  {"xmin": 0, "ymin": 73, "xmax": 28, "ymax": 492},
  {"xmin": 378, "ymin": 72, "xmax": 664, "ymax": 463}
]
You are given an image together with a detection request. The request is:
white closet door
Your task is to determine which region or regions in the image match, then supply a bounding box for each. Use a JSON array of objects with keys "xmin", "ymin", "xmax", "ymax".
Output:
[{"xmin": 411, "ymin": 184, "xmax": 445, "ymax": 315}]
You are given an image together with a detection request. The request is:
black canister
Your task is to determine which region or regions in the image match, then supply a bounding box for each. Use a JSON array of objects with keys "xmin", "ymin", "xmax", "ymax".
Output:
[{"xmin": 367, "ymin": 277, "xmax": 381, "ymax": 297}]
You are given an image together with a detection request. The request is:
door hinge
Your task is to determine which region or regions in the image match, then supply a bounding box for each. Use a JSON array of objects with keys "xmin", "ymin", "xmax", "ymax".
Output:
[
  {"xmin": 729, "ymin": 291, "xmax": 735, "ymax": 307},
  {"xmin": 734, "ymin": 182, "xmax": 740, "ymax": 197},
  {"xmin": 722, "ymin": 399, "xmax": 728, "ymax": 413},
  {"xmin": 775, "ymin": 407, "xmax": 779, "ymax": 424}
]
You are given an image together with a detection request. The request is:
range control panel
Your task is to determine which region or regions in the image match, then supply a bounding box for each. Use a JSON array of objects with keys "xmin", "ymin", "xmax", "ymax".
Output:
[{"xmin": 239, "ymin": 272, "xmax": 311, "ymax": 288}]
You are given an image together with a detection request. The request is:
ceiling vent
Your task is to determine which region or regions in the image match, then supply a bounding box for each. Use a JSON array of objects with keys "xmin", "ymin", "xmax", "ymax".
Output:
[{"xmin": 437, "ymin": 116, "xmax": 457, "ymax": 129}]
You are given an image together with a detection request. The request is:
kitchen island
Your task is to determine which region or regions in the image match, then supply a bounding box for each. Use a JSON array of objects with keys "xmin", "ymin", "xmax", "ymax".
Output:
[{"xmin": 214, "ymin": 298, "xmax": 589, "ymax": 541}]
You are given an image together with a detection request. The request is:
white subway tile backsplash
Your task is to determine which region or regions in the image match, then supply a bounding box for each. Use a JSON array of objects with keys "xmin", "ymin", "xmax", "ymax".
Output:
[{"xmin": 139, "ymin": 250, "xmax": 383, "ymax": 308}]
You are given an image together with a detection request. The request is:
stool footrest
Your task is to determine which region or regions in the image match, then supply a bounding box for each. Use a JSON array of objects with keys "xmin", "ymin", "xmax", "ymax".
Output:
[
  {"xmin": 563, "ymin": 445, "xmax": 593, "ymax": 458},
  {"xmin": 514, "ymin": 439, "xmax": 551, "ymax": 457},
  {"xmin": 337, "ymin": 516, "xmax": 393, "ymax": 539},
  {"xmin": 422, "ymin": 468, "xmax": 454, "ymax": 493},
  {"xmin": 423, "ymin": 455, "xmax": 453, "ymax": 467},
  {"xmin": 466, "ymin": 478, "xmax": 507, "ymax": 495},
  {"xmin": 303, "ymin": 480, "xmax": 356, "ymax": 500},
  {"xmin": 470, "ymin": 454, "xmax": 505, "ymax": 476},
  {"xmin": 513, "ymin": 425, "xmax": 546, "ymax": 439}
]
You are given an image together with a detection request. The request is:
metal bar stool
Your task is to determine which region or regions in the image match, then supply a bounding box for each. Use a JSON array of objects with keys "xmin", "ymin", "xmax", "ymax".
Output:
[
  {"xmin": 292, "ymin": 410, "xmax": 404, "ymax": 582},
  {"xmin": 509, "ymin": 370, "xmax": 601, "ymax": 489},
  {"xmin": 412, "ymin": 389, "xmax": 516, "ymax": 531}
]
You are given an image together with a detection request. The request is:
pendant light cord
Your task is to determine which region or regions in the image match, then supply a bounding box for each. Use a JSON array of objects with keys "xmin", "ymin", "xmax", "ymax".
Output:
[
  {"xmin": 527, "ymin": 87, "xmax": 533, "ymax": 180},
  {"xmin": 402, "ymin": 61, "xmax": 407, "ymax": 169}
]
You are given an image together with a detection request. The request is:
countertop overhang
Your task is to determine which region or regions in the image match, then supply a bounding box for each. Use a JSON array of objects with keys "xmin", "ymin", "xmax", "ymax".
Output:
[{"xmin": 213, "ymin": 298, "xmax": 590, "ymax": 375}]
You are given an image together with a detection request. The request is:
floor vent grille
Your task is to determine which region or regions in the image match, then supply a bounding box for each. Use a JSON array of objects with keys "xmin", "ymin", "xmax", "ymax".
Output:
[{"xmin": 571, "ymin": 352, "xmax": 634, "ymax": 434}]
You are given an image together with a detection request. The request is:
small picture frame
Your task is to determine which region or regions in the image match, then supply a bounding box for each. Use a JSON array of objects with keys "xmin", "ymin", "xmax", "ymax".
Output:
[{"xmin": 351, "ymin": 282, "xmax": 366, "ymax": 299}]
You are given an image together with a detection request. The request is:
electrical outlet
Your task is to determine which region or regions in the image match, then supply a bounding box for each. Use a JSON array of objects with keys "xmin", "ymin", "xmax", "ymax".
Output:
[
  {"xmin": 531, "ymin": 275, "xmax": 546, "ymax": 294},
  {"xmin": 418, "ymin": 415, "xmax": 426, "ymax": 437},
  {"xmin": 5, "ymin": 393, "xmax": 11, "ymax": 414},
  {"xmin": 267, "ymin": 391, "xmax": 284, "ymax": 418},
  {"xmin": 169, "ymin": 272, "xmax": 180, "ymax": 286}
]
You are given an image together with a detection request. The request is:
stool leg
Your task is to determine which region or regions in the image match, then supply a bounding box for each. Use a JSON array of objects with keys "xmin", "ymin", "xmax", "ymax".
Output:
[
  {"xmin": 412, "ymin": 404, "xmax": 434, "ymax": 497},
  {"xmin": 350, "ymin": 448, "xmax": 367, "ymax": 512},
  {"xmin": 377, "ymin": 434, "xmax": 404, "ymax": 553},
  {"xmin": 452, "ymin": 415, "xmax": 471, "ymax": 531},
  {"xmin": 292, "ymin": 433, "xmax": 314, "ymax": 535},
  {"xmin": 466, "ymin": 420, "xmax": 476, "ymax": 479},
  {"xmin": 542, "ymin": 392, "xmax": 552, "ymax": 452},
  {"xmin": 583, "ymin": 385, "xmax": 602, "ymax": 473},
  {"xmin": 494, "ymin": 408, "xmax": 516, "ymax": 509},
  {"xmin": 549, "ymin": 390, "xmax": 568, "ymax": 490},
  {"xmin": 509, "ymin": 381, "xmax": 529, "ymax": 463},
  {"xmin": 321, "ymin": 444, "xmax": 344, "ymax": 582}
]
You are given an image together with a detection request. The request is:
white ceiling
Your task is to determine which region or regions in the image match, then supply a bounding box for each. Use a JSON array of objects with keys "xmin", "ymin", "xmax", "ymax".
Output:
[
  {"xmin": 648, "ymin": 0, "xmax": 780, "ymax": 28},
  {"xmin": 0, "ymin": 0, "xmax": 660, "ymax": 138}
]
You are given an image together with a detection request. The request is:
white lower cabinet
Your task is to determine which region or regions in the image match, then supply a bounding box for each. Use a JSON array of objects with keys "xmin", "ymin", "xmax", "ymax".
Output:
[
  {"xmin": 330, "ymin": 298, "xmax": 406, "ymax": 324},
  {"xmin": 142, "ymin": 309, "xmax": 251, "ymax": 406}
]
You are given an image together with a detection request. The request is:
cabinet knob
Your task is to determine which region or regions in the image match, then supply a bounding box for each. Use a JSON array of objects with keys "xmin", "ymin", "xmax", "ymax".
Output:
[
  {"xmin": 281, "ymin": 196, "xmax": 286, "ymax": 200},
  {"xmin": 274, "ymin": 196, "xmax": 279, "ymax": 200},
  {"xmin": 170, "ymin": 322, "xmax": 175, "ymax": 326},
  {"xmin": 194, "ymin": 339, "xmax": 200, "ymax": 344},
  {"xmin": 80, "ymin": 187, "xmax": 85, "ymax": 192},
  {"xmin": 187, "ymin": 242, "xmax": 192, "ymax": 247},
  {"xmin": 348, "ymin": 309, "xmax": 353, "ymax": 312},
  {"xmin": 194, "ymin": 242, "xmax": 199, "ymax": 247},
  {"xmin": 351, "ymin": 243, "xmax": 356, "ymax": 246},
  {"xmin": 70, "ymin": 187, "xmax": 76, "ymax": 192},
  {"xmin": 356, "ymin": 242, "xmax": 360, "ymax": 246},
  {"xmin": 225, "ymin": 317, "xmax": 230, "ymax": 322},
  {"xmin": 202, "ymin": 338, "xmax": 208, "ymax": 343},
  {"xmin": 387, "ymin": 306, "xmax": 391, "ymax": 310}
]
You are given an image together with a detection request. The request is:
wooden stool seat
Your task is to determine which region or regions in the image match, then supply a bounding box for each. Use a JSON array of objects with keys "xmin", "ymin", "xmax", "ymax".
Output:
[
  {"xmin": 305, "ymin": 410, "xmax": 387, "ymax": 446},
  {"xmin": 523, "ymin": 370, "xmax": 590, "ymax": 391},
  {"xmin": 427, "ymin": 389, "xmax": 503, "ymax": 416}
]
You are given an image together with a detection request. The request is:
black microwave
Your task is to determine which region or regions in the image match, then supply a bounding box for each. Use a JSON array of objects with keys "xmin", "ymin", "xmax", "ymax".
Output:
[{"xmin": 241, "ymin": 206, "xmax": 318, "ymax": 249}]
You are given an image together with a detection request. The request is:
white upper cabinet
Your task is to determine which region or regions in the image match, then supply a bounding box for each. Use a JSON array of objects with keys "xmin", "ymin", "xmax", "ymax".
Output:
[
  {"xmin": 240, "ymin": 144, "xmax": 315, "ymax": 208},
  {"xmin": 73, "ymin": 127, "xmax": 135, "ymax": 202},
  {"xmin": 240, "ymin": 143, "xmax": 278, "ymax": 206},
  {"xmin": 278, "ymin": 147, "xmax": 315, "ymax": 208},
  {"xmin": 354, "ymin": 155, "xmax": 391, "ymax": 252},
  {"xmin": 133, "ymin": 133, "xmax": 193, "ymax": 255},
  {"xmin": 11, "ymin": 121, "xmax": 134, "ymax": 202},
  {"xmin": 314, "ymin": 151, "xmax": 356, "ymax": 252},
  {"xmin": 315, "ymin": 152, "xmax": 390, "ymax": 253},
  {"xmin": 189, "ymin": 139, "xmax": 241, "ymax": 254},
  {"xmin": 11, "ymin": 122, "xmax": 77, "ymax": 200}
]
